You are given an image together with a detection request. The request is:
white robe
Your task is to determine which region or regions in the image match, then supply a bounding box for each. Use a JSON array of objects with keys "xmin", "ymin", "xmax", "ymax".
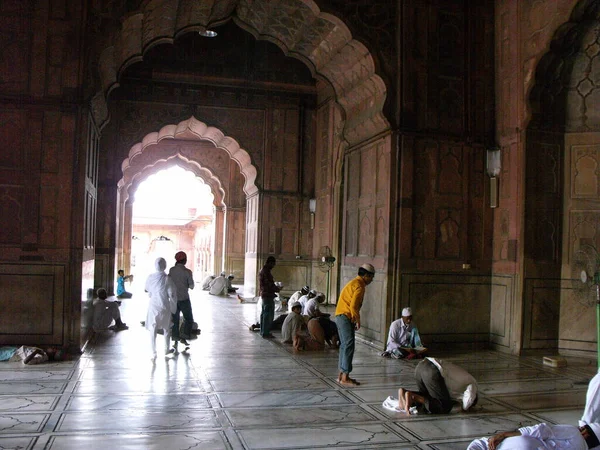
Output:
[
  {"xmin": 581, "ymin": 372, "xmax": 600, "ymax": 426},
  {"xmin": 467, "ymin": 423, "xmax": 588, "ymax": 450},
  {"xmin": 144, "ymin": 258, "xmax": 177, "ymax": 331},
  {"xmin": 209, "ymin": 275, "xmax": 228, "ymax": 296}
]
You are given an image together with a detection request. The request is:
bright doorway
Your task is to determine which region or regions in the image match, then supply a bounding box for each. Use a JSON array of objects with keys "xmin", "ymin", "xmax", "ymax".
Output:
[{"xmin": 130, "ymin": 166, "xmax": 215, "ymax": 285}]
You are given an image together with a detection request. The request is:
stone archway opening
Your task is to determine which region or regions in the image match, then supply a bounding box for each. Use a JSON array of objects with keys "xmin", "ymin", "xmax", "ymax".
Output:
[
  {"xmin": 116, "ymin": 117, "xmax": 258, "ymax": 291},
  {"xmin": 130, "ymin": 165, "xmax": 216, "ymax": 287}
]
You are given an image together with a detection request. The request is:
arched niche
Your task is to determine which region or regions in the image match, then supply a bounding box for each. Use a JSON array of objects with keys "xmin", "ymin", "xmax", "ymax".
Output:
[{"xmin": 524, "ymin": 0, "xmax": 600, "ymax": 356}]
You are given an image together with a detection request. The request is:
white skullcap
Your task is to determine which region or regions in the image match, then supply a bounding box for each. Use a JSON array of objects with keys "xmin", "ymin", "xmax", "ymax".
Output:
[
  {"xmin": 402, "ymin": 307, "xmax": 412, "ymax": 317},
  {"xmin": 360, "ymin": 263, "xmax": 375, "ymax": 274},
  {"xmin": 290, "ymin": 301, "xmax": 302, "ymax": 309}
]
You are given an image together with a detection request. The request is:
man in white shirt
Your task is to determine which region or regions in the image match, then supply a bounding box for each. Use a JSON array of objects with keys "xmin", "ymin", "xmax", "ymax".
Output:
[
  {"xmin": 384, "ymin": 307, "xmax": 426, "ymax": 359},
  {"xmin": 288, "ymin": 285, "xmax": 310, "ymax": 312},
  {"xmin": 398, "ymin": 357, "xmax": 478, "ymax": 415},
  {"xmin": 467, "ymin": 422, "xmax": 600, "ymax": 450},
  {"xmin": 209, "ymin": 271, "xmax": 228, "ymax": 296},
  {"xmin": 581, "ymin": 372, "xmax": 600, "ymax": 427}
]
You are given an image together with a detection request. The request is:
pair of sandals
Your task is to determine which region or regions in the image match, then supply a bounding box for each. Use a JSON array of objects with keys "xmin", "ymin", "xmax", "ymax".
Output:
[{"xmin": 337, "ymin": 372, "xmax": 360, "ymax": 386}]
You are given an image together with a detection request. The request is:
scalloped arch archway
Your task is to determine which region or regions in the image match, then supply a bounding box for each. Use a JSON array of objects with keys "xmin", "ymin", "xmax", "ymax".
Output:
[
  {"xmin": 116, "ymin": 117, "xmax": 257, "ymax": 281},
  {"xmin": 92, "ymin": 0, "xmax": 389, "ymax": 146},
  {"xmin": 118, "ymin": 116, "xmax": 257, "ymax": 201}
]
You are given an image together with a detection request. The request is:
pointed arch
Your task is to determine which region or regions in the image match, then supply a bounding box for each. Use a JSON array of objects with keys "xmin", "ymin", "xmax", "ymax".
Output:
[
  {"xmin": 118, "ymin": 116, "xmax": 258, "ymax": 199},
  {"xmin": 93, "ymin": 0, "xmax": 389, "ymax": 146}
]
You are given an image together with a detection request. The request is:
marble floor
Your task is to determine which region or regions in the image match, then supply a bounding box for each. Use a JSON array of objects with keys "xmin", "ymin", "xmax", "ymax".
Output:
[{"xmin": 1, "ymin": 288, "xmax": 598, "ymax": 450}]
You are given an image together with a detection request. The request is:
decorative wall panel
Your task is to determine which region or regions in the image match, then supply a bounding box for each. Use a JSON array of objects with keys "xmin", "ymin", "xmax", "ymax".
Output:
[
  {"xmin": 401, "ymin": 273, "xmax": 491, "ymax": 346},
  {"xmin": 0, "ymin": 263, "xmax": 65, "ymax": 345}
]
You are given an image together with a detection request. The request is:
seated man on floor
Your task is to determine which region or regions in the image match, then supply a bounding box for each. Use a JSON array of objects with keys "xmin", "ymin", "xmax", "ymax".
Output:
[
  {"xmin": 226, "ymin": 274, "xmax": 238, "ymax": 293},
  {"xmin": 383, "ymin": 307, "xmax": 426, "ymax": 359},
  {"xmin": 93, "ymin": 288, "xmax": 129, "ymax": 332},
  {"xmin": 397, "ymin": 357, "xmax": 477, "ymax": 416},
  {"xmin": 201, "ymin": 274, "xmax": 215, "ymax": 290},
  {"xmin": 281, "ymin": 301, "xmax": 322, "ymax": 351},
  {"xmin": 298, "ymin": 289, "xmax": 317, "ymax": 314},
  {"xmin": 467, "ymin": 422, "xmax": 600, "ymax": 450},
  {"xmin": 304, "ymin": 292, "xmax": 338, "ymax": 347},
  {"xmin": 209, "ymin": 271, "xmax": 228, "ymax": 296}
]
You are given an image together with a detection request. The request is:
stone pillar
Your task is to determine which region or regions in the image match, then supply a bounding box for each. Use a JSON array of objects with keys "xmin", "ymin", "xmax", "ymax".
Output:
[
  {"xmin": 244, "ymin": 194, "xmax": 260, "ymax": 295},
  {"xmin": 213, "ymin": 206, "xmax": 225, "ymax": 275}
]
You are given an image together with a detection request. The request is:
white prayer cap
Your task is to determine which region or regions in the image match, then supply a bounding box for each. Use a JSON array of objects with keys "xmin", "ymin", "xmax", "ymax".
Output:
[
  {"xmin": 360, "ymin": 263, "xmax": 375, "ymax": 274},
  {"xmin": 220, "ymin": 271, "xmax": 226, "ymax": 276},
  {"xmin": 290, "ymin": 301, "xmax": 302, "ymax": 309},
  {"xmin": 309, "ymin": 289, "xmax": 317, "ymax": 296},
  {"xmin": 402, "ymin": 307, "xmax": 412, "ymax": 317}
]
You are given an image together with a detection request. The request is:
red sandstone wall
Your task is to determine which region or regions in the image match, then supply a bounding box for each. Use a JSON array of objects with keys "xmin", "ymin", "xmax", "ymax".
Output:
[{"xmin": 0, "ymin": 2, "xmax": 88, "ymax": 347}]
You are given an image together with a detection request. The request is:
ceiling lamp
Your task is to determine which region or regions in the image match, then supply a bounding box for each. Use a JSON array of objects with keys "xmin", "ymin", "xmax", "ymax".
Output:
[{"xmin": 199, "ymin": 29, "xmax": 218, "ymax": 38}]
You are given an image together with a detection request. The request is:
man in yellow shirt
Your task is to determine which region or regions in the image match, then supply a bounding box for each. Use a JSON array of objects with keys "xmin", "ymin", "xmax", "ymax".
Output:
[{"xmin": 334, "ymin": 263, "xmax": 375, "ymax": 386}]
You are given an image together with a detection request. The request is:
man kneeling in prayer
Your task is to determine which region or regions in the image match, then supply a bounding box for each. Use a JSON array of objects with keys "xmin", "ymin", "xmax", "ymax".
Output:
[
  {"xmin": 397, "ymin": 357, "xmax": 478, "ymax": 415},
  {"xmin": 467, "ymin": 422, "xmax": 600, "ymax": 450}
]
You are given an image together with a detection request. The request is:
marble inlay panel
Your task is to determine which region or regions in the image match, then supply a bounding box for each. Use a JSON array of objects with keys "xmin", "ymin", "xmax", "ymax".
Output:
[
  {"xmin": 237, "ymin": 423, "xmax": 409, "ymax": 449},
  {"xmin": 398, "ymin": 413, "xmax": 538, "ymax": 440},
  {"xmin": 478, "ymin": 379, "xmax": 583, "ymax": 395},
  {"xmin": 46, "ymin": 431, "xmax": 230, "ymax": 450},
  {"xmin": 65, "ymin": 393, "xmax": 211, "ymax": 411},
  {"xmin": 0, "ymin": 370, "xmax": 71, "ymax": 381},
  {"xmin": 56, "ymin": 409, "xmax": 222, "ymax": 432},
  {"xmin": 204, "ymin": 367, "xmax": 316, "ymax": 379},
  {"xmin": 470, "ymin": 368, "xmax": 556, "ymax": 383},
  {"xmin": 0, "ymin": 437, "xmax": 36, "ymax": 449},
  {"xmin": 0, "ymin": 382, "xmax": 66, "ymax": 394},
  {"xmin": 198, "ymin": 357, "xmax": 304, "ymax": 369},
  {"xmin": 0, "ymin": 396, "xmax": 59, "ymax": 412},
  {"xmin": 493, "ymin": 391, "xmax": 586, "ymax": 410},
  {"xmin": 0, "ymin": 413, "xmax": 48, "ymax": 433},
  {"xmin": 529, "ymin": 408, "xmax": 583, "ymax": 426},
  {"xmin": 216, "ymin": 390, "xmax": 352, "ymax": 408},
  {"xmin": 210, "ymin": 377, "xmax": 330, "ymax": 392},
  {"xmin": 225, "ymin": 405, "xmax": 377, "ymax": 427},
  {"xmin": 73, "ymin": 379, "xmax": 203, "ymax": 394}
]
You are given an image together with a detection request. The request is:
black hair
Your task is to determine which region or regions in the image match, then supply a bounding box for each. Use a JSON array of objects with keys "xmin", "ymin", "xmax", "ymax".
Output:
[{"xmin": 266, "ymin": 256, "xmax": 276, "ymax": 264}]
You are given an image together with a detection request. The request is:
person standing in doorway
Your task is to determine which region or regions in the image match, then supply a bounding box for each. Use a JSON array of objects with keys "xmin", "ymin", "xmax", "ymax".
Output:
[
  {"xmin": 334, "ymin": 263, "xmax": 375, "ymax": 386},
  {"xmin": 169, "ymin": 251, "xmax": 196, "ymax": 350},
  {"xmin": 144, "ymin": 257, "xmax": 177, "ymax": 360},
  {"xmin": 259, "ymin": 256, "xmax": 281, "ymax": 339}
]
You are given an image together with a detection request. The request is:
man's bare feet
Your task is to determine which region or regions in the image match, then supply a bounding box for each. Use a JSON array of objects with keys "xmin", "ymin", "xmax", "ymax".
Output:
[
  {"xmin": 398, "ymin": 388, "xmax": 407, "ymax": 411},
  {"xmin": 237, "ymin": 295, "xmax": 244, "ymax": 303}
]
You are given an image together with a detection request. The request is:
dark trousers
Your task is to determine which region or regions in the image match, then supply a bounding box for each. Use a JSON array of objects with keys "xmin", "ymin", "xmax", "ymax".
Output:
[
  {"xmin": 317, "ymin": 316, "xmax": 337, "ymax": 343},
  {"xmin": 260, "ymin": 296, "xmax": 275, "ymax": 337},
  {"xmin": 171, "ymin": 299, "xmax": 193, "ymax": 340},
  {"xmin": 414, "ymin": 359, "xmax": 453, "ymax": 413}
]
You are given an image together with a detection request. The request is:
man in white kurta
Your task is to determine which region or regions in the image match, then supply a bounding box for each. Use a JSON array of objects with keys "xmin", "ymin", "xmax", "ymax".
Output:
[
  {"xmin": 145, "ymin": 257, "xmax": 177, "ymax": 359},
  {"xmin": 209, "ymin": 272, "xmax": 228, "ymax": 296},
  {"xmin": 385, "ymin": 307, "xmax": 425, "ymax": 359},
  {"xmin": 287, "ymin": 286, "xmax": 309, "ymax": 312},
  {"xmin": 93, "ymin": 288, "xmax": 128, "ymax": 331},
  {"xmin": 467, "ymin": 422, "xmax": 600, "ymax": 450},
  {"xmin": 581, "ymin": 372, "xmax": 600, "ymax": 426}
]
